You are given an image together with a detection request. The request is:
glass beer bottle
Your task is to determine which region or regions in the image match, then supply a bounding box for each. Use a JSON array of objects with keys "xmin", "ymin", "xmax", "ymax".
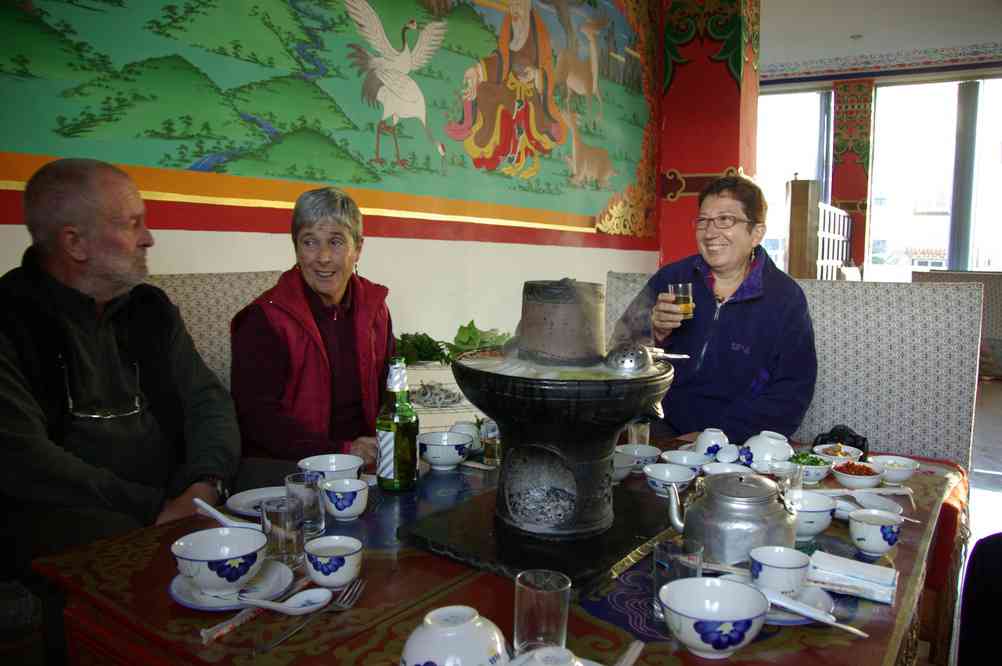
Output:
[{"xmin": 376, "ymin": 358, "xmax": 420, "ymax": 492}]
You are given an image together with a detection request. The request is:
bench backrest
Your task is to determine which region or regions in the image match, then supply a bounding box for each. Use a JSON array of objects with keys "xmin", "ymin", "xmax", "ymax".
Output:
[{"xmin": 146, "ymin": 271, "xmax": 282, "ymax": 389}]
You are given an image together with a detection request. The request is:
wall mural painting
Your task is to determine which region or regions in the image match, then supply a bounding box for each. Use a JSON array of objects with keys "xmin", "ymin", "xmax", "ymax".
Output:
[{"xmin": 0, "ymin": 0, "xmax": 658, "ymax": 236}]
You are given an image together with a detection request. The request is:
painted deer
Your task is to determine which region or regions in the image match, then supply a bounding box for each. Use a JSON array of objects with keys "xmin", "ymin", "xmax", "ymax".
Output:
[
  {"xmin": 563, "ymin": 110, "xmax": 616, "ymax": 189},
  {"xmin": 554, "ymin": 16, "xmax": 610, "ymax": 121}
]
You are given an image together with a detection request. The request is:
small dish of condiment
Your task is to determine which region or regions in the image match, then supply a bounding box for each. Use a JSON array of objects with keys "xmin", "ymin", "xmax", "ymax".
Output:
[{"xmin": 832, "ymin": 460, "xmax": 882, "ymax": 489}]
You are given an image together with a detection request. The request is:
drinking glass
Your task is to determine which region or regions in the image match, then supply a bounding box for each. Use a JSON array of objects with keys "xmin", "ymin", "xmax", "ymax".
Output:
[
  {"xmin": 652, "ymin": 537, "xmax": 703, "ymax": 622},
  {"xmin": 513, "ymin": 569, "xmax": 571, "ymax": 655},
  {"xmin": 482, "ymin": 419, "xmax": 503, "ymax": 467},
  {"xmin": 285, "ymin": 471, "xmax": 325, "ymax": 538},
  {"xmin": 260, "ymin": 495, "xmax": 305, "ymax": 567},
  {"xmin": 666, "ymin": 283, "xmax": 694, "ymax": 320}
]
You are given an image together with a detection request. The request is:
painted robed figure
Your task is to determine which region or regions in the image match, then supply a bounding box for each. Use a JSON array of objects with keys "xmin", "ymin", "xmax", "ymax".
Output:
[{"xmin": 447, "ymin": 0, "xmax": 566, "ymax": 179}]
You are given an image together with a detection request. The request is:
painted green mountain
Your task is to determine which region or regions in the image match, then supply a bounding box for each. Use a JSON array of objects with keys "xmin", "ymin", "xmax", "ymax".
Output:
[
  {"xmin": 225, "ymin": 128, "xmax": 379, "ymax": 184},
  {"xmin": 144, "ymin": 0, "xmax": 306, "ymax": 71},
  {"xmin": 229, "ymin": 75, "xmax": 355, "ymax": 135},
  {"xmin": 0, "ymin": 5, "xmax": 113, "ymax": 81},
  {"xmin": 56, "ymin": 55, "xmax": 263, "ymax": 144}
]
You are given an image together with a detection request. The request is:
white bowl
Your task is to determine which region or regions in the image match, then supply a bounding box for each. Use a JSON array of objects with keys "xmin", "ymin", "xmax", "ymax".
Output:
[
  {"xmin": 715, "ymin": 443, "xmax": 740, "ymax": 463},
  {"xmin": 799, "ymin": 462, "xmax": 832, "ymax": 485},
  {"xmin": 321, "ymin": 477, "xmax": 369, "ymax": 522},
  {"xmin": 659, "ymin": 577, "xmax": 768, "ymax": 660},
  {"xmin": 450, "ymin": 421, "xmax": 483, "ymax": 452},
  {"xmin": 298, "ymin": 454, "xmax": 365, "ymax": 480},
  {"xmin": 419, "ymin": 431, "xmax": 473, "ymax": 471},
  {"xmin": 660, "ymin": 450, "xmax": 712, "ymax": 474},
  {"xmin": 749, "ymin": 546, "xmax": 810, "ymax": 597},
  {"xmin": 795, "ymin": 491, "xmax": 836, "ymax": 542},
  {"xmin": 702, "ymin": 462, "xmax": 747, "ymax": 476},
  {"xmin": 832, "ymin": 460, "xmax": 883, "ymax": 489},
  {"xmin": 739, "ymin": 431, "xmax": 794, "ymax": 465},
  {"xmin": 511, "ymin": 647, "xmax": 586, "ymax": 666},
  {"xmin": 643, "ymin": 463, "xmax": 696, "ymax": 497},
  {"xmin": 812, "ymin": 443, "xmax": 864, "ymax": 463},
  {"xmin": 305, "ymin": 535, "xmax": 363, "ymax": 588},
  {"xmin": 402, "ymin": 605, "xmax": 509, "ymax": 666},
  {"xmin": 171, "ymin": 527, "xmax": 267, "ymax": 593},
  {"xmin": 695, "ymin": 428, "xmax": 729, "ymax": 458},
  {"xmin": 616, "ymin": 444, "xmax": 661, "ymax": 474},
  {"xmin": 612, "ymin": 452, "xmax": 634, "ymax": 484},
  {"xmin": 868, "ymin": 455, "xmax": 920, "ymax": 484},
  {"xmin": 849, "ymin": 509, "xmax": 904, "ymax": 561}
]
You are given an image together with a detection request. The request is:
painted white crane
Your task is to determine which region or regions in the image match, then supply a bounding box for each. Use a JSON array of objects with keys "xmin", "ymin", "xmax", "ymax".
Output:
[{"xmin": 345, "ymin": 0, "xmax": 447, "ymax": 168}]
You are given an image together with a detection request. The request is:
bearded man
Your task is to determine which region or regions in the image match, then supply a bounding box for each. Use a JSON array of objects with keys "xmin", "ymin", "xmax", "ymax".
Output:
[{"xmin": 446, "ymin": 0, "xmax": 565, "ymax": 179}]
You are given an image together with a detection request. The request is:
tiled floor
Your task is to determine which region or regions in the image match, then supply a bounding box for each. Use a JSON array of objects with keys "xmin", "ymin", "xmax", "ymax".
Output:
[{"xmin": 970, "ymin": 380, "xmax": 1002, "ymax": 545}]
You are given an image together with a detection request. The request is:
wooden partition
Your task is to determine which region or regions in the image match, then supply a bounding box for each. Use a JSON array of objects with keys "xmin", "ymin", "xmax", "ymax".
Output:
[{"xmin": 787, "ymin": 179, "xmax": 852, "ymax": 280}]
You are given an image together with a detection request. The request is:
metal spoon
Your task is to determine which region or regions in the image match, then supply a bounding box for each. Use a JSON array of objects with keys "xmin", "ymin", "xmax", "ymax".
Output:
[{"xmin": 236, "ymin": 588, "xmax": 333, "ymax": 615}]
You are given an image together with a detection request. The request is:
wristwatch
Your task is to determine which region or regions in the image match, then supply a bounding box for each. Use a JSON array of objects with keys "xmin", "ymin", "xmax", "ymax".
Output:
[{"xmin": 194, "ymin": 475, "xmax": 230, "ymax": 504}]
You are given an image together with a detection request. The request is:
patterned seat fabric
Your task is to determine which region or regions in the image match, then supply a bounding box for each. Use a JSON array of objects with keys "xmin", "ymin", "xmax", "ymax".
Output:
[
  {"xmin": 913, "ymin": 271, "xmax": 1002, "ymax": 378},
  {"xmin": 146, "ymin": 271, "xmax": 282, "ymax": 389},
  {"xmin": 605, "ymin": 271, "xmax": 982, "ymax": 469}
]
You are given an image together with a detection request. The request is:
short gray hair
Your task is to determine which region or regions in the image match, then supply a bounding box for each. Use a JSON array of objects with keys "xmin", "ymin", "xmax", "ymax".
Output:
[
  {"xmin": 291, "ymin": 187, "xmax": 363, "ymax": 246},
  {"xmin": 23, "ymin": 158, "xmax": 129, "ymax": 254}
]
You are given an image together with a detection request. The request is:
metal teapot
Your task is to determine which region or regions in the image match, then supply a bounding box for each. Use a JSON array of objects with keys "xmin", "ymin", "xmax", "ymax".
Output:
[{"xmin": 667, "ymin": 472, "xmax": 796, "ymax": 565}]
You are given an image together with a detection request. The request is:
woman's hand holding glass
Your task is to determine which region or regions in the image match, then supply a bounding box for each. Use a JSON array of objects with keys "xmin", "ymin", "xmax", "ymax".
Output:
[{"xmin": 651, "ymin": 292, "xmax": 686, "ymax": 342}]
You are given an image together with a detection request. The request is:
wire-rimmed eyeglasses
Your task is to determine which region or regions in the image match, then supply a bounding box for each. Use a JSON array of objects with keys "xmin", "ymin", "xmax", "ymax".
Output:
[
  {"xmin": 61, "ymin": 356, "xmax": 144, "ymax": 420},
  {"xmin": 691, "ymin": 214, "xmax": 755, "ymax": 231}
]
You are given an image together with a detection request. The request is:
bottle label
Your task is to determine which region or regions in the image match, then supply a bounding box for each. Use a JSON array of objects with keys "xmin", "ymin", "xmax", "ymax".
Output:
[
  {"xmin": 387, "ymin": 363, "xmax": 408, "ymax": 392},
  {"xmin": 376, "ymin": 429, "xmax": 396, "ymax": 480}
]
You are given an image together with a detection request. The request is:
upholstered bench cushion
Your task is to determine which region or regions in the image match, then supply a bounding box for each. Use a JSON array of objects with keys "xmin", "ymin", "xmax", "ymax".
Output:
[{"xmin": 146, "ymin": 271, "xmax": 282, "ymax": 389}]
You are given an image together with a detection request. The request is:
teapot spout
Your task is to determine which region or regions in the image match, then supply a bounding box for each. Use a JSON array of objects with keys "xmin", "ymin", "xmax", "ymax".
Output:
[{"xmin": 668, "ymin": 483, "xmax": 685, "ymax": 532}]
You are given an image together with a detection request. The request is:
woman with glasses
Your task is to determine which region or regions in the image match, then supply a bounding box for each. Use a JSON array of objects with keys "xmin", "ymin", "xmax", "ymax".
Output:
[{"xmin": 612, "ymin": 175, "xmax": 817, "ymax": 444}]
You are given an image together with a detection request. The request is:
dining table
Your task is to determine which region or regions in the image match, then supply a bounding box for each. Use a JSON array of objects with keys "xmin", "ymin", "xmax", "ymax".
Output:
[{"xmin": 32, "ymin": 434, "xmax": 966, "ymax": 666}]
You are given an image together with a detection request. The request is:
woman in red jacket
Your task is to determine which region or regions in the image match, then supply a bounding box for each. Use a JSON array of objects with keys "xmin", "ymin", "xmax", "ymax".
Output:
[{"xmin": 231, "ymin": 188, "xmax": 394, "ymax": 467}]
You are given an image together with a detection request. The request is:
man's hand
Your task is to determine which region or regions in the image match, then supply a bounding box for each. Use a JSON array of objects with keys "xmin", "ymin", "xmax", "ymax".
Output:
[
  {"xmin": 462, "ymin": 65, "xmax": 481, "ymax": 101},
  {"xmin": 349, "ymin": 436, "xmax": 378, "ymax": 470},
  {"xmin": 155, "ymin": 481, "xmax": 218, "ymax": 525},
  {"xmin": 651, "ymin": 292, "xmax": 684, "ymax": 343}
]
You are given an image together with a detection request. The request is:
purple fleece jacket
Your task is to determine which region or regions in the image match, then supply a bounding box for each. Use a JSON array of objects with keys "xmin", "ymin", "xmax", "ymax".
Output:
[{"xmin": 613, "ymin": 247, "xmax": 817, "ymax": 444}]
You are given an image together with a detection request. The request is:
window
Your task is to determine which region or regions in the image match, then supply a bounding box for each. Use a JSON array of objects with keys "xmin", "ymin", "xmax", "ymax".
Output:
[
  {"xmin": 970, "ymin": 78, "xmax": 1002, "ymax": 271},
  {"xmin": 756, "ymin": 91, "xmax": 829, "ymax": 271},
  {"xmin": 867, "ymin": 82, "xmax": 958, "ymax": 278}
]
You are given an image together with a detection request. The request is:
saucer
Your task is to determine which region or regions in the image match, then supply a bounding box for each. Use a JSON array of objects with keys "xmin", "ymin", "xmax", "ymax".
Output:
[
  {"xmin": 721, "ymin": 573, "xmax": 835, "ymax": 626},
  {"xmin": 510, "ymin": 651, "xmax": 602, "ymax": 666},
  {"xmin": 169, "ymin": 560, "xmax": 293, "ymax": 611},
  {"xmin": 226, "ymin": 486, "xmax": 286, "ymax": 518}
]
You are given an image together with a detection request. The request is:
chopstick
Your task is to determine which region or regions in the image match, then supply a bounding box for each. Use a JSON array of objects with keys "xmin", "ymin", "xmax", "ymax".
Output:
[
  {"xmin": 200, "ymin": 576, "xmax": 311, "ymax": 645},
  {"xmin": 679, "ymin": 557, "xmax": 874, "ymax": 598},
  {"xmin": 613, "ymin": 640, "xmax": 645, "ymax": 666}
]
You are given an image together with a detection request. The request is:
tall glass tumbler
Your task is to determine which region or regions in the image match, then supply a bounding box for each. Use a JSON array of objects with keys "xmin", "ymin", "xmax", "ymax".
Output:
[
  {"xmin": 285, "ymin": 471, "xmax": 325, "ymax": 538},
  {"xmin": 513, "ymin": 569, "xmax": 572, "ymax": 655},
  {"xmin": 652, "ymin": 537, "xmax": 703, "ymax": 622},
  {"xmin": 261, "ymin": 495, "xmax": 305, "ymax": 567}
]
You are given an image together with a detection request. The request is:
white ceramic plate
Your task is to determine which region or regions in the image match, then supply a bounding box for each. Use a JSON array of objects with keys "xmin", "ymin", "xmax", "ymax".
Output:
[
  {"xmin": 169, "ymin": 560, "xmax": 293, "ymax": 612},
  {"xmin": 225, "ymin": 486, "xmax": 286, "ymax": 518},
  {"xmin": 721, "ymin": 573, "xmax": 835, "ymax": 626},
  {"xmin": 510, "ymin": 651, "xmax": 603, "ymax": 666}
]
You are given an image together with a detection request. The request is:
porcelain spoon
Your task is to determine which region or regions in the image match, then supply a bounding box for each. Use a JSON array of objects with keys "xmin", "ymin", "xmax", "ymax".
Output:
[
  {"xmin": 759, "ymin": 587, "xmax": 869, "ymax": 638},
  {"xmin": 194, "ymin": 497, "xmax": 261, "ymax": 530},
  {"xmin": 236, "ymin": 588, "xmax": 332, "ymax": 615}
]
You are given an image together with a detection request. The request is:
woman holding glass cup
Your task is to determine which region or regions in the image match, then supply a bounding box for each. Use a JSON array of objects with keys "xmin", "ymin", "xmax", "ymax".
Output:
[{"xmin": 611, "ymin": 175, "xmax": 817, "ymax": 444}]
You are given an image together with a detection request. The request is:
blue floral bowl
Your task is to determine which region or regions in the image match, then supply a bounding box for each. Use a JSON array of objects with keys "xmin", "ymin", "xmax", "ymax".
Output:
[
  {"xmin": 171, "ymin": 527, "xmax": 267, "ymax": 594},
  {"xmin": 321, "ymin": 477, "xmax": 369, "ymax": 522},
  {"xmin": 305, "ymin": 535, "xmax": 363, "ymax": 588},
  {"xmin": 659, "ymin": 577, "xmax": 768, "ymax": 660},
  {"xmin": 419, "ymin": 431, "xmax": 473, "ymax": 471}
]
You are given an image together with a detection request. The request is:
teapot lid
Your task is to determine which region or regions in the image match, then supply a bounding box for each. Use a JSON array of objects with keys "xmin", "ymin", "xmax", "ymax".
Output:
[{"xmin": 705, "ymin": 472, "xmax": 778, "ymax": 504}]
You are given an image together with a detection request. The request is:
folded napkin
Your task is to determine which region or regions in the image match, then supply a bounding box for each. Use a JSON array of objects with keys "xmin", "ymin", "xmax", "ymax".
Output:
[{"xmin": 809, "ymin": 551, "xmax": 898, "ymax": 605}]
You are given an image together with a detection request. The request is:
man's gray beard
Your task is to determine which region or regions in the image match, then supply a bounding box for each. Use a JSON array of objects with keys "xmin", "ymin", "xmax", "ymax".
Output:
[{"xmin": 510, "ymin": 16, "xmax": 530, "ymax": 51}]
